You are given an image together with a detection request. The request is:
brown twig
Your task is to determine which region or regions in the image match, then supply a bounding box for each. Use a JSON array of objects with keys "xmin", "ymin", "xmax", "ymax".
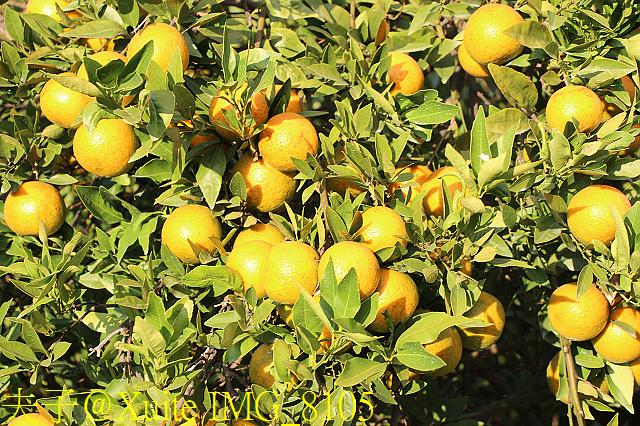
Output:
[
  {"xmin": 254, "ymin": 7, "xmax": 267, "ymax": 48},
  {"xmin": 89, "ymin": 320, "xmax": 131, "ymax": 357},
  {"xmin": 560, "ymin": 336, "xmax": 586, "ymax": 426}
]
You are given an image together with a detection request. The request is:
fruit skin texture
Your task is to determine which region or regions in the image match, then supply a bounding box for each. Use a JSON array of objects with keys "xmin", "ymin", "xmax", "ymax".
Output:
[
  {"xmin": 233, "ymin": 223, "xmax": 285, "ymax": 249},
  {"xmin": 421, "ymin": 166, "xmax": 470, "ymax": 218},
  {"xmin": 161, "ymin": 204, "xmax": 222, "ymax": 264},
  {"xmin": 368, "ymin": 268, "xmax": 419, "ymax": 333},
  {"xmin": 258, "ymin": 112, "xmax": 319, "ymax": 173},
  {"xmin": 358, "ymin": 206, "xmax": 408, "ymax": 258},
  {"xmin": 248, "ymin": 343, "xmax": 275, "ymax": 387},
  {"xmin": 546, "ymin": 85, "xmax": 604, "ymax": 133},
  {"xmin": 458, "ymin": 292, "xmax": 505, "ymax": 350},
  {"xmin": 3, "ymin": 181, "xmax": 66, "ymax": 237},
  {"xmin": 388, "ymin": 51, "xmax": 424, "ymax": 96},
  {"xmin": 264, "ymin": 241, "xmax": 319, "ymax": 305},
  {"xmin": 318, "ymin": 241, "xmax": 381, "ymax": 300},
  {"xmin": 566, "ymin": 185, "xmax": 631, "ymax": 246},
  {"xmin": 422, "ymin": 326, "xmax": 463, "ymax": 376},
  {"xmin": 458, "ymin": 43, "xmax": 490, "ymax": 78},
  {"xmin": 73, "ymin": 119, "xmax": 138, "ymax": 177},
  {"xmin": 463, "ymin": 3, "xmax": 524, "ymax": 66},
  {"xmin": 40, "ymin": 72, "xmax": 93, "ymax": 129},
  {"xmin": 127, "ymin": 23, "xmax": 189, "ymax": 73},
  {"xmin": 231, "ymin": 152, "xmax": 296, "ymax": 213},
  {"xmin": 8, "ymin": 413, "xmax": 54, "ymax": 426},
  {"xmin": 226, "ymin": 240, "xmax": 272, "ymax": 299},
  {"xmin": 547, "ymin": 283, "xmax": 609, "ymax": 341},
  {"xmin": 592, "ymin": 306, "xmax": 640, "ymax": 364},
  {"xmin": 389, "ymin": 164, "xmax": 431, "ymax": 205},
  {"xmin": 208, "ymin": 85, "xmax": 269, "ymax": 141},
  {"xmin": 25, "ymin": 0, "xmax": 77, "ymax": 21}
]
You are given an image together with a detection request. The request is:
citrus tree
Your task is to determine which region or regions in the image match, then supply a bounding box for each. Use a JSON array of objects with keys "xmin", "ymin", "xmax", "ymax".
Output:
[{"xmin": 0, "ymin": 0, "xmax": 640, "ymax": 424}]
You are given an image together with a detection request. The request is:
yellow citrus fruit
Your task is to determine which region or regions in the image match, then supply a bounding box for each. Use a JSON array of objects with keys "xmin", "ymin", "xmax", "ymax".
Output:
[
  {"xmin": 127, "ymin": 23, "xmax": 189, "ymax": 73},
  {"xmin": 368, "ymin": 268, "xmax": 419, "ymax": 333},
  {"xmin": 592, "ymin": 306, "xmax": 640, "ymax": 364},
  {"xmin": 318, "ymin": 241, "xmax": 381, "ymax": 300},
  {"xmin": 79, "ymin": 37, "xmax": 117, "ymax": 52},
  {"xmin": 226, "ymin": 240, "xmax": 272, "ymax": 299},
  {"xmin": 422, "ymin": 326, "xmax": 463, "ymax": 376},
  {"xmin": 264, "ymin": 241, "xmax": 319, "ymax": 305},
  {"xmin": 233, "ymin": 421, "xmax": 259, "ymax": 426},
  {"xmin": 458, "ymin": 42, "xmax": 490, "ymax": 78},
  {"xmin": 630, "ymin": 356, "xmax": 640, "ymax": 388},
  {"xmin": 421, "ymin": 166, "xmax": 470, "ymax": 218},
  {"xmin": 249, "ymin": 343, "xmax": 275, "ymax": 387},
  {"xmin": 546, "ymin": 85, "xmax": 604, "ymax": 133},
  {"xmin": 161, "ymin": 204, "xmax": 222, "ymax": 264},
  {"xmin": 258, "ymin": 112, "xmax": 319, "ymax": 173},
  {"xmin": 40, "ymin": 72, "xmax": 93, "ymax": 129},
  {"xmin": 566, "ymin": 184, "xmax": 631, "ymax": 247},
  {"xmin": 600, "ymin": 75, "xmax": 636, "ymax": 121},
  {"xmin": 230, "ymin": 152, "xmax": 296, "ymax": 213},
  {"xmin": 389, "ymin": 164, "xmax": 431, "ymax": 205},
  {"xmin": 463, "ymin": 3, "xmax": 524, "ymax": 65},
  {"xmin": 73, "ymin": 118, "xmax": 138, "ymax": 177},
  {"xmin": 170, "ymin": 115, "xmax": 216, "ymax": 149},
  {"xmin": 546, "ymin": 351, "xmax": 609, "ymax": 404},
  {"xmin": 388, "ymin": 51, "xmax": 424, "ymax": 97},
  {"xmin": 25, "ymin": 0, "xmax": 78, "ymax": 21},
  {"xmin": 3, "ymin": 181, "xmax": 66, "ymax": 236},
  {"xmin": 358, "ymin": 206, "xmax": 408, "ymax": 258},
  {"xmin": 209, "ymin": 84, "xmax": 269, "ymax": 141},
  {"xmin": 458, "ymin": 291, "xmax": 505, "ymax": 350},
  {"xmin": 77, "ymin": 51, "xmax": 133, "ymax": 106},
  {"xmin": 8, "ymin": 413, "xmax": 54, "ymax": 426},
  {"xmin": 233, "ymin": 223, "xmax": 285, "ymax": 249},
  {"xmin": 547, "ymin": 283, "xmax": 609, "ymax": 341}
]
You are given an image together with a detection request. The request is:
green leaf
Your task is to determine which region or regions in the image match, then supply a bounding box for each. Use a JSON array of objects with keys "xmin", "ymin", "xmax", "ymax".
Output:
[
  {"xmin": 396, "ymin": 312, "xmax": 485, "ymax": 349},
  {"xmin": 502, "ymin": 21, "xmax": 552, "ymax": 49},
  {"xmin": 470, "ymin": 106, "xmax": 489, "ymax": 177},
  {"xmin": 405, "ymin": 101, "xmax": 459, "ymax": 125},
  {"xmin": 486, "ymin": 108, "xmax": 529, "ymax": 135},
  {"xmin": 146, "ymin": 90, "xmax": 175, "ymax": 140},
  {"xmin": 196, "ymin": 147, "xmax": 226, "ymax": 209},
  {"xmin": 133, "ymin": 316, "xmax": 166, "ymax": 358},
  {"xmin": 0, "ymin": 340, "xmax": 38, "ymax": 362},
  {"xmin": 335, "ymin": 357, "xmax": 386, "ymax": 387},
  {"xmin": 534, "ymin": 215, "xmax": 562, "ymax": 244},
  {"xmin": 229, "ymin": 172, "xmax": 247, "ymax": 201},
  {"xmin": 60, "ymin": 19, "xmax": 127, "ymax": 38},
  {"xmin": 487, "ymin": 64, "xmax": 538, "ymax": 110},
  {"xmin": 549, "ymin": 130, "xmax": 571, "ymax": 172},
  {"xmin": 606, "ymin": 362, "xmax": 634, "ymax": 413},
  {"xmin": 75, "ymin": 186, "xmax": 124, "ymax": 224},
  {"xmin": 394, "ymin": 341, "xmax": 445, "ymax": 371}
]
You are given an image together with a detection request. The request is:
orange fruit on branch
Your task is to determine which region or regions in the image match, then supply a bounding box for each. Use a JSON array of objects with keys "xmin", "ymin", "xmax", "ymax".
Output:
[
  {"xmin": 458, "ymin": 42, "xmax": 491, "ymax": 78},
  {"xmin": 458, "ymin": 291, "xmax": 505, "ymax": 350},
  {"xmin": 546, "ymin": 85, "xmax": 603, "ymax": 133},
  {"xmin": 463, "ymin": 3, "xmax": 524, "ymax": 66},
  {"xmin": 357, "ymin": 206, "xmax": 408, "ymax": 260},
  {"xmin": 264, "ymin": 241, "xmax": 319, "ymax": 305},
  {"xmin": 233, "ymin": 223, "xmax": 285, "ymax": 248},
  {"xmin": 40, "ymin": 72, "xmax": 93, "ymax": 129},
  {"xmin": 368, "ymin": 268, "xmax": 419, "ymax": 333},
  {"xmin": 421, "ymin": 166, "xmax": 470, "ymax": 218},
  {"xmin": 73, "ymin": 118, "xmax": 138, "ymax": 177},
  {"xmin": 208, "ymin": 84, "xmax": 269, "ymax": 141},
  {"xmin": 592, "ymin": 306, "xmax": 640, "ymax": 364},
  {"xmin": 226, "ymin": 240, "xmax": 272, "ymax": 299},
  {"xmin": 422, "ymin": 325, "xmax": 463, "ymax": 376},
  {"xmin": 566, "ymin": 184, "xmax": 631, "ymax": 247},
  {"xmin": 318, "ymin": 241, "xmax": 381, "ymax": 300},
  {"xmin": 127, "ymin": 23, "xmax": 190, "ymax": 73},
  {"xmin": 3, "ymin": 181, "xmax": 66, "ymax": 237},
  {"xmin": 547, "ymin": 283, "xmax": 609, "ymax": 341},
  {"xmin": 258, "ymin": 112, "xmax": 319, "ymax": 173},
  {"xmin": 388, "ymin": 51, "xmax": 424, "ymax": 97},
  {"xmin": 230, "ymin": 152, "xmax": 296, "ymax": 213},
  {"xmin": 161, "ymin": 204, "xmax": 222, "ymax": 264}
]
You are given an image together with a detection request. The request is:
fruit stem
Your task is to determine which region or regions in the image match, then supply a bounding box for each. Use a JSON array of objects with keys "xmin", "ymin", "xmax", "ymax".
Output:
[
  {"xmin": 350, "ymin": 0, "xmax": 355, "ymax": 28},
  {"xmin": 560, "ymin": 336, "xmax": 586, "ymax": 426}
]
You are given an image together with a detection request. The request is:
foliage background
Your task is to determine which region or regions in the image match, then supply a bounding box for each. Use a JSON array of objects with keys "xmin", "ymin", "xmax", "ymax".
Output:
[{"xmin": 1, "ymin": 0, "xmax": 640, "ymax": 424}]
